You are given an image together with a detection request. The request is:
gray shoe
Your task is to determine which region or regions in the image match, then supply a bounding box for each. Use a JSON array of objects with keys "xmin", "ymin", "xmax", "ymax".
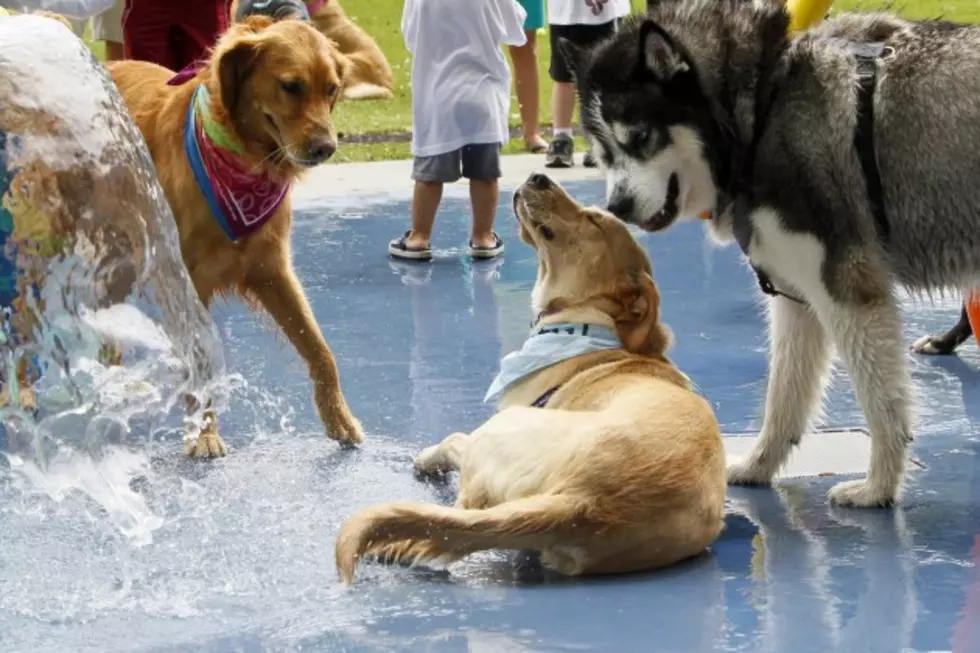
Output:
[{"xmin": 545, "ymin": 134, "xmax": 574, "ymax": 168}]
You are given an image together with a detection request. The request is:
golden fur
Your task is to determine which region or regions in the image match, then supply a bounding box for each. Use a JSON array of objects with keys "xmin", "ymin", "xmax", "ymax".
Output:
[
  {"xmin": 108, "ymin": 16, "xmax": 364, "ymax": 456},
  {"xmin": 229, "ymin": 0, "xmax": 394, "ymax": 101},
  {"xmin": 309, "ymin": 0, "xmax": 393, "ymax": 101},
  {"xmin": 335, "ymin": 176, "xmax": 727, "ymax": 584}
]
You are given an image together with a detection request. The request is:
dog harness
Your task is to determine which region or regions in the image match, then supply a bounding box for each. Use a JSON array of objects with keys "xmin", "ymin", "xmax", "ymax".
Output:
[
  {"xmin": 484, "ymin": 323, "xmax": 622, "ymax": 407},
  {"xmin": 729, "ymin": 40, "xmax": 890, "ymax": 304},
  {"xmin": 184, "ymin": 85, "xmax": 289, "ymax": 242}
]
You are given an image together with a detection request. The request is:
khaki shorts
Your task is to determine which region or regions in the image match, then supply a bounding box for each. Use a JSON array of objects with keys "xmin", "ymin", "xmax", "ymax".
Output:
[{"xmin": 92, "ymin": 0, "xmax": 123, "ymax": 43}]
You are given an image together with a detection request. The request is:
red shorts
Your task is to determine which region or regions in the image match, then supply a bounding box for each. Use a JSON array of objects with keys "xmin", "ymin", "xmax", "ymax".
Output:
[{"xmin": 122, "ymin": 0, "xmax": 231, "ymax": 72}]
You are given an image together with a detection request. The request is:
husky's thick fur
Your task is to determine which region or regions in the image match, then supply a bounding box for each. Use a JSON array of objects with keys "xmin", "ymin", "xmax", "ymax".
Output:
[{"xmin": 562, "ymin": 1, "xmax": 980, "ymax": 507}]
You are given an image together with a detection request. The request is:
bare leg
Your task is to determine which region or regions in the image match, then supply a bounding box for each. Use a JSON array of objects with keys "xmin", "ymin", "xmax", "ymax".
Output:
[
  {"xmin": 728, "ymin": 297, "xmax": 832, "ymax": 485},
  {"xmin": 404, "ymin": 181, "xmax": 443, "ymax": 250},
  {"xmin": 469, "ymin": 179, "xmax": 498, "ymax": 248},
  {"xmin": 552, "ymin": 81, "xmax": 576, "ymax": 132},
  {"xmin": 508, "ymin": 30, "xmax": 546, "ymax": 151}
]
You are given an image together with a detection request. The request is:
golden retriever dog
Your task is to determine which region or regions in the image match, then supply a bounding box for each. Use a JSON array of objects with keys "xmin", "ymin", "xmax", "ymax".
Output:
[
  {"xmin": 335, "ymin": 173, "xmax": 726, "ymax": 584},
  {"xmin": 309, "ymin": 0, "xmax": 394, "ymax": 101},
  {"xmin": 107, "ymin": 16, "xmax": 365, "ymax": 456},
  {"xmin": 0, "ymin": 12, "xmax": 222, "ymax": 435},
  {"xmin": 230, "ymin": 0, "xmax": 394, "ymax": 101}
]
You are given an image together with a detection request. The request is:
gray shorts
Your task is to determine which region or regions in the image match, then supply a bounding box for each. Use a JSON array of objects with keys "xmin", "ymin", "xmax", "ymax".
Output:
[{"xmin": 412, "ymin": 143, "xmax": 502, "ymax": 183}]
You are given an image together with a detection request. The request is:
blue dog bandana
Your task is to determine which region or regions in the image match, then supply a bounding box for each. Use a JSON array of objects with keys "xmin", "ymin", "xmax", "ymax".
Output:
[{"xmin": 484, "ymin": 323, "xmax": 622, "ymax": 404}]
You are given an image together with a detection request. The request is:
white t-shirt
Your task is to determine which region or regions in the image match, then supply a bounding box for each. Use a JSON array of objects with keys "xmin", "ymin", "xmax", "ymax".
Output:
[
  {"xmin": 0, "ymin": 0, "xmax": 114, "ymax": 17},
  {"xmin": 548, "ymin": 0, "xmax": 631, "ymax": 27},
  {"xmin": 402, "ymin": 0, "xmax": 527, "ymax": 158}
]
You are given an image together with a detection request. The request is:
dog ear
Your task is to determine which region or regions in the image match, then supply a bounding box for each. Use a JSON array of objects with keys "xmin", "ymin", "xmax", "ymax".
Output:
[
  {"xmin": 638, "ymin": 20, "xmax": 688, "ymax": 81},
  {"xmin": 557, "ymin": 37, "xmax": 587, "ymax": 81},
  {"xmin": 216, "ymin": 34, "xmax": 265, "ymax": 116},
  {"xmin": 615, "ymin": 274, "xmax": 671, "ymax": 356}
]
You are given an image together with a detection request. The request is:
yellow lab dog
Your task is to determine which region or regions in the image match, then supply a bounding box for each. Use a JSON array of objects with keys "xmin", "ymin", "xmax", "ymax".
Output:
[{"xmin": 336, "ymin": 173, "xmax": 726, "ymax": 584}]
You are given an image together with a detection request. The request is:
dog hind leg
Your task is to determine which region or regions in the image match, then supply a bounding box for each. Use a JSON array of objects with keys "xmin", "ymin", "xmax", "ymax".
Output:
[{"xmin": 728, "ymin": 297, "xmax": 832, "ymax": 485}]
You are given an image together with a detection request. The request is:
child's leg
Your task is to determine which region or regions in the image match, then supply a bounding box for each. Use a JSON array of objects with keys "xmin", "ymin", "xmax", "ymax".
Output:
[
  {"xmin": 408, "ymin": 181, "xmax": 443, "ymax": 248},
  {"xmin": 462, "ymin": 144, "xmax": 503, "ymax": 256},
  {"xmin": 389, "ymin": 150, "xmax": 461, "ymax": 259}
]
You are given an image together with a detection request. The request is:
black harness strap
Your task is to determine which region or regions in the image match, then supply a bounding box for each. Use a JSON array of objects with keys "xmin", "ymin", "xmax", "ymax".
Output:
[
  {"xmin": 531, "ymin": 386, "xmax": 560, "ymax": 408},
  {"xmin": 851, "ymin": 43, "xmax": 890, "ymax": 243}
]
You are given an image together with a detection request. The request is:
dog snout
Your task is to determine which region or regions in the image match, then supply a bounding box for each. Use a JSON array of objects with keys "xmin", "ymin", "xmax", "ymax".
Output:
[
  {"xmin": 606, "ymin": 194, "xmax": 635, "ymax": 220},
  {"xmin": 306, "ymin": 137, "xmax": 337, "ymax": 164},
  {"xmin": 526, "ymin": 173, "xmax": 552, "ymax": 190}
]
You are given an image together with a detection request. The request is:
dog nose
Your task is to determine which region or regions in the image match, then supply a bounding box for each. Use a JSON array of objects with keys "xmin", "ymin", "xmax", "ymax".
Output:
[
  {"xmin": 306, "ymin": 138, "xmax": 336, "ymax": 163},
  {"xmin": 527, "ymin": 173, "xmax": 552, "ymax": 190},
  {"xmin": 607, "ymin": 195, "xmax": 635, "ymax": 219}
]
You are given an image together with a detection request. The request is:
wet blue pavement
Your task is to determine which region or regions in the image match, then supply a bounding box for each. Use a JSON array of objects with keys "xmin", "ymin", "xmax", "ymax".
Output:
[{"xmin": 4, "ymin": 178, "xmax": 980, "ymax": 652}]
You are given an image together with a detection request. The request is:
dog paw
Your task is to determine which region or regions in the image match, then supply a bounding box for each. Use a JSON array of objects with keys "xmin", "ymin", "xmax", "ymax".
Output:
[
  {"xmin": 185, "ymin": 430, "xmax": 228, "ymax": 458},
  {"xmin": 910, "ymin": 335, "xmax": 953, "ymax": 356},
  {"xmin": 318, "ymin": 398, "xmax": 365, "ymax": 447},
  {"xmin": 828, "ymin": 479, "xmax": 896, "ymax": 508},
  {"xmin": 726, "ymin": 458, "xmax": 775, "ymax": 487},
  {"xmin": 413, "ymin": 445, "xmax": 447, "ymax": 477}
]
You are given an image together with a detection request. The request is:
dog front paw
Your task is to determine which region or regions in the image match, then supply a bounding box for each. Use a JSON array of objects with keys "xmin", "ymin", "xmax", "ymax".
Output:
[
  {"xmin": 413, "ymin": 445, "xmax": 447, "ymax": 478},
  {"xmin": 184, "ymin": 429, "xmax": 228, "ymax": 458},
  {"xmin": 910, "ymin": 334, "xmax": 955, "ymax": 356},
  {"xmin": 828, "ymin": 479, "xmax": 897, "ymax": 508},
  {"xmin": 316, "ymin": 392, "xmax": 364, "ymax": 447},
  {"xmin": 727, "ymin": 457, "xmax": 775, "ymax": 487}
]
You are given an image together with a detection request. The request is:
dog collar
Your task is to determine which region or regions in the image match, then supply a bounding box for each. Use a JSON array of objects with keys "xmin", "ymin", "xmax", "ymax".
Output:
[
  {"xmin": 184, "ymin": 85, "xmax": 289, "ymax": 242},
  {"xmin": 483, "ymin": 322, "xmax": 621, "ymax": 405}
]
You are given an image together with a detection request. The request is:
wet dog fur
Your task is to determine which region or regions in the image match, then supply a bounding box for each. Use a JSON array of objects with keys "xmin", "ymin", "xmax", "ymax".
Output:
[
  {"xmin": 334, "ymin": 174, "xmax": 726, "ymax": 584},
  {"xmin": 109, "ymin": 16, "xmax": 364, "ymax": 455},
  {"xmin": 563, "ymin": 3, "xmax": 980, "ymax": 507}
]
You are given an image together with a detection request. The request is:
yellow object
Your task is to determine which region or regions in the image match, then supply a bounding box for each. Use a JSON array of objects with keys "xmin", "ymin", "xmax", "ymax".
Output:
[
  {"xmin": 786, "ymin": 0, "xmax": 834, "ymax": 34},
  {"xmin": 0, "ymin": 8, "xmax": 10, "ymax": 17}
]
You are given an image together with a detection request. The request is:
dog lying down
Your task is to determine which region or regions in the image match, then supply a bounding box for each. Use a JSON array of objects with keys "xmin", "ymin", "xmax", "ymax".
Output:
[{"xmin": 335, "ymin": 174, "xmax": 726, "ymax": 584}]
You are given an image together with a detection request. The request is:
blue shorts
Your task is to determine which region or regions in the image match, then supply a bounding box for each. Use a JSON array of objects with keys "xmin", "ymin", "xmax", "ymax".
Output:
[{"xmin": 517, "ymin": 0, "xmax": 544, "ymax": 31}]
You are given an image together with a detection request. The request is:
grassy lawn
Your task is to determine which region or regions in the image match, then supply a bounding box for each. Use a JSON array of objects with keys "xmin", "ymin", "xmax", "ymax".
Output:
[{"xmin": 79, "ymin": 0, "xmax": 979, "ymax": 163}]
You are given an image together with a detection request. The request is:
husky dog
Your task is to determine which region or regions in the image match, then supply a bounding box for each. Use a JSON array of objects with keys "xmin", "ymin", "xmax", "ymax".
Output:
[{"xmin": 560, "ymin": 1, "xmax": 980, "ymax": 507}]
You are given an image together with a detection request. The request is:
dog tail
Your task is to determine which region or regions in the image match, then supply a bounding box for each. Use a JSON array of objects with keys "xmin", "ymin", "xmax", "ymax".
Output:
[{"xmin": 335, "ymin": 494, "xmax": 591, "ymax": 584}]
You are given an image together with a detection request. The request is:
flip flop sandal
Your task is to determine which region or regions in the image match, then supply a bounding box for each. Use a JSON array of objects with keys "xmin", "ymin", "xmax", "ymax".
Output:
[
  {"xmin": 388, "ymin": 230, "xmax": 432, "ymax": 261},
  {"xmin": 469, "ymin": 233, "xmax": 505, "ymax": 259}
]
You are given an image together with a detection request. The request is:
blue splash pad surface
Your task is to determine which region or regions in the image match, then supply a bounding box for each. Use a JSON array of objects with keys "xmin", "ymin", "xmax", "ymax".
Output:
[{"xmin": 2, "ymin": 179, "xmax": 980, "ymax": 653}]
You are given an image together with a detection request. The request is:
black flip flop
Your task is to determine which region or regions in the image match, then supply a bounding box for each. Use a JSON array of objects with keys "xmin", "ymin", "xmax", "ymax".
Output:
[{"xmin": 388, "ymin": 230, "xmax": 432, "ymax": 261}]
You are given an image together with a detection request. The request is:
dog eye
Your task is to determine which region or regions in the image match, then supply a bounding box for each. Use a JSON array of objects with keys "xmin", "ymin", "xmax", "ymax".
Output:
[
  {"xmin": 280, "ymin": 79, "xmax": 305, "ymax": 95},
  {"xmin": 631, "ymin": 128, "xmax": 652, "ymax": 148},
  {"xmin": 324, "ymin": 83, "xmax": 338, "ymax": 97}
]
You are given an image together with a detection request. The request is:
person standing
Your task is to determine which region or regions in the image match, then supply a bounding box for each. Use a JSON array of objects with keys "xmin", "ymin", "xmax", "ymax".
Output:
[
  {"xmin": 545, "ymin": 0, "xmax": 629, "ymax": 169},
  {"xmin": 509, "ymin": 0, "xmax": 547, "ymax": 153},
  {"xmin": 92, "ymin": 0, "xmax": 123, "ymax": 61},
  {"xmin": 388, "ymin": 0, "xmax": 526, "ymax": 262},
  {"xmin": 122, "ymin": 0, "xmax": 231, "ymax": 72}
]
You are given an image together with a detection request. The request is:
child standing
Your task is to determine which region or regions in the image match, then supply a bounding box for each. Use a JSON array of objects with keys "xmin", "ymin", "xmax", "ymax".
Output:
[
  {"xmin": 389, "ymin": 0, "xmax": 527, "ymax": 261},
  {"xmin": 545, "ymin": 0, "xmax": 631, "ymax": 169}
]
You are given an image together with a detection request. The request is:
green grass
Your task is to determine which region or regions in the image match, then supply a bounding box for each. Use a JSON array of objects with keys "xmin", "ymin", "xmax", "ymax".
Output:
[{"xmin": 79, "ymin": 0, "xmax": 979, "ymax": 162}]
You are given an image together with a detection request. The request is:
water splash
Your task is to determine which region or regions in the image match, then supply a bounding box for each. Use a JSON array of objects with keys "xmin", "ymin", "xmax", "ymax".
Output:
[{"xmin": 0, "ymin": 16, "xmax": 226, "ymax": 542}]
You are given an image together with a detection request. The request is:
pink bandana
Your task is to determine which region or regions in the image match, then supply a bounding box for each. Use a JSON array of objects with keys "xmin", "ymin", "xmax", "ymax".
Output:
[
  {"xmin": 184, "ymin": 86, "xmax": 289, "ymax": 241},
  {"xmin": 306, "ymin": 0, "xmax": 325, "ymax": 14}
]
